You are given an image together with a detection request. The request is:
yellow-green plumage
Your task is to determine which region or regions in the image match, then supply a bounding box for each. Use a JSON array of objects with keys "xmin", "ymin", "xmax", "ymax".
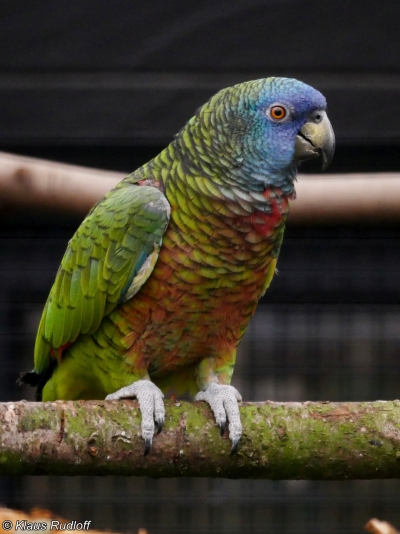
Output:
[
  {"xmin": 34, "ymin": 185, "xmax": 170, "ymax": 376},
  {"xmin": 24, "ymin": 77, "xmax": 333, "ymax": 408}
]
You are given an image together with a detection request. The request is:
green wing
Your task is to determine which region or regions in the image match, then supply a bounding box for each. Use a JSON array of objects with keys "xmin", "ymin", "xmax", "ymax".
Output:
[{"xmin": 34, "ymin": 183, "xmax": 170, "ymax": 373}]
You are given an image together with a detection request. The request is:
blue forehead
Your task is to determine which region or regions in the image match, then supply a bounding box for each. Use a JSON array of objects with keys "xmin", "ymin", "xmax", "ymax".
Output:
[{"xmin": 255, "ymin": 77, "xmax": 327, "ymax": 114}]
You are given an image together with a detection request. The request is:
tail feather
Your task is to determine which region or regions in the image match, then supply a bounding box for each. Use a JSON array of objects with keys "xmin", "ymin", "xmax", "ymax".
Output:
[
  {"xmin": 17, "ymin": 360, "xmax": 57, "ymax": 401},
  {"xmin": 17, "ymin": 371, "xmax": 41, "ymax": 387}
]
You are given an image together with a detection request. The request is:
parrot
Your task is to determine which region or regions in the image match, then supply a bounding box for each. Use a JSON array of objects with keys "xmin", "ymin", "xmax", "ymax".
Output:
[{"xmin": 19, "ymin": 77, "xmax": 335, "ymax": 455}]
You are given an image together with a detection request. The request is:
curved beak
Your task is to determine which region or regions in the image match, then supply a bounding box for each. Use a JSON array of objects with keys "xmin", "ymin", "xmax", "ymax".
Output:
[{"xmin": 294, "ymin": 111, "xmax": 335, "ymax": 170}]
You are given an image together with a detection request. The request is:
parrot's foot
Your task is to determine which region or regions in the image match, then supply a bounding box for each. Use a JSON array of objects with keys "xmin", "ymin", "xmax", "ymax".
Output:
[
  {"xmin": 195, "ymin": 382, "xmax": 242, "ymax": 454},
  {"xmin": 106, "ymin": 380, "xmax": 165, "ymax": 456}
]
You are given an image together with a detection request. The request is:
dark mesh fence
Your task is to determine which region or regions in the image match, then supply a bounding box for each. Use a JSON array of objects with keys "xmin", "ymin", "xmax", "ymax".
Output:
[{"xmin": 1, "ymin": 212, "xmax": 400, "ymax": 533}]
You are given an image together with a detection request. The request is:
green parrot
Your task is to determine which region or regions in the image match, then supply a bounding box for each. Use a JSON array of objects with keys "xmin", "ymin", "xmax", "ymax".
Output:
[{"xmin": 19, "ymin": 78, "xmax": 335, "ymax": 454}]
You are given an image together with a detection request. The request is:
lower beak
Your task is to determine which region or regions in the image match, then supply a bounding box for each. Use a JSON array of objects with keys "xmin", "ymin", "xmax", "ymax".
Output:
[{"xmin": 294, "ymin": 112, "xmax": 335, "ymax": 170}]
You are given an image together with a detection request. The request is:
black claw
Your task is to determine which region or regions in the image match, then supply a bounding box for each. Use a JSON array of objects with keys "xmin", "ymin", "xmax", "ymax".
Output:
[
  {"xmin": 230, "ymin": 439, "xmax": 240, "ymax": 455},
  {"xmin": 219, "ymin": 422, "xmax": 226, "ymax": 436},
  {"xmin": 144, "ymin": 438, "xmax": 152, "ymax": 456},
  {"xmin": 156, "ymin": 419, "xmax": 163, "ymax": 434}
]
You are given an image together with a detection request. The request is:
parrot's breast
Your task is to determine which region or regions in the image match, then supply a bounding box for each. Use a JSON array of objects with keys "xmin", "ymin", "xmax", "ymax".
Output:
[{"xmin": 112, "ymin": 186, "xmax": 289, "ymax": 379}]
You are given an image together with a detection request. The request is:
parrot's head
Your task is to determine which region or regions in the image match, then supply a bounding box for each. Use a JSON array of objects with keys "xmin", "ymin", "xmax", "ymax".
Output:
[{"xmin": 197, "ymin": 77, "xmax": 335, "ymax": 191}]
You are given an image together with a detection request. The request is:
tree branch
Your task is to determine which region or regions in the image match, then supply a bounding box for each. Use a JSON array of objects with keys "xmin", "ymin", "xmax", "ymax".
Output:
[
  {"xmin": 290, "ymin": 174, "xmax": 400, "ymax": 225},
  {"xmin": 2, "ymin": 400, "xmax": 400, "ymax": 477},
  {"xmin": 0, "ymin": 151, "xmax": 121, "ymax": 213},
  {"xmin": 1, "ymin": 151, "xmax": 400, "ymax": 224}
]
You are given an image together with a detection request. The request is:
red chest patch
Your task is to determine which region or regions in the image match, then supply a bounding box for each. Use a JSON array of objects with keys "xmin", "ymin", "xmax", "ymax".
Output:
[{"xmin": 235, "ymin": 189, "xmax": 290, "ymax": 237}]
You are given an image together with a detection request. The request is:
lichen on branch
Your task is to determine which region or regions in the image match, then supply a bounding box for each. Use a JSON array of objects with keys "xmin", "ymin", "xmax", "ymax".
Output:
[{"xmin": 1, "ymin": 400, "xmax": 400, "ymax": 478}]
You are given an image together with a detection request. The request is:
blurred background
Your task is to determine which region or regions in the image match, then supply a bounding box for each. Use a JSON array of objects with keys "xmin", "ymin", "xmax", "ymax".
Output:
[{"xmin": 1, "ymin": 0, "xmax": 400, "ymax": 532}]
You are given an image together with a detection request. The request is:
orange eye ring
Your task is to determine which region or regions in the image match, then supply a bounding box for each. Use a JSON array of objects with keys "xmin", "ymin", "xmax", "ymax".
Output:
[{"xmin": 269, "ymin": 105, "xmax": 287, "ymax": 121}]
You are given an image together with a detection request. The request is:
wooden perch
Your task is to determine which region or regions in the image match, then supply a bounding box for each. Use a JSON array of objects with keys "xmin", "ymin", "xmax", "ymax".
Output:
[
  {"xmin": 0, "ymin": 151, "xmax": 400, "ymax": 224},
  {"xmin": 291, "ymin": 174, "xmax": 400, "ymax": 225},
  {"xmin": 2, "ymin": 399, "xmax": 400, "ymax": 477},
  {"xmin": 0, "ymin": 151, "xmax": 121, "ymax": 213}
]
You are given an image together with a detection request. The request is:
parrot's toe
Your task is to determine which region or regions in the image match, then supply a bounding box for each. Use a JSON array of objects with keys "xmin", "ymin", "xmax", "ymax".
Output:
[
  {"xmin": 195, "ymin": 382, "xmax": 243, "ymax": 453},
  {"xmin": 155, "ymin": 419, "xmax": 164, "ymax": 434},
  {"xmin": 144, "ymin": 437, "xmax": 152, "ymax": 456},
  {"xmin": 230, "ymin": 437, "xmax": 240, "ymax": 456},
  {"xmin": 106, "ymin": 379, "xmax": 165, "ymax": 455}
]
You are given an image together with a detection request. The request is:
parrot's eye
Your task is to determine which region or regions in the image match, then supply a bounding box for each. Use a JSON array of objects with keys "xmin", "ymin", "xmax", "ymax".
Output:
[{"xmin": 266, "ymin": 104, "xmax": 289, "ymax": 123}]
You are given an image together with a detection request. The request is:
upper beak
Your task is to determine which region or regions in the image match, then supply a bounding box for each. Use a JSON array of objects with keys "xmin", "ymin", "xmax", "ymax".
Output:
[{"xmin": 294, "ymin": 111, "xmax": 335, "ymax": 170}]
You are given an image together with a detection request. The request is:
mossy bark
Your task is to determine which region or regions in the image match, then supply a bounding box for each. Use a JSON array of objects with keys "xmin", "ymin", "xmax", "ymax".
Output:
[{"xmin": 1, "ymin": 400, "xmax": 400, "ymax": 478}]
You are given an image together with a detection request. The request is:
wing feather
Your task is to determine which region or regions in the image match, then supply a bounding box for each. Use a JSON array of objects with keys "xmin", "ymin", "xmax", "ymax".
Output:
[{"xmin": 34, "ymin": 184, "xmax": 170, "ymax": 373}]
